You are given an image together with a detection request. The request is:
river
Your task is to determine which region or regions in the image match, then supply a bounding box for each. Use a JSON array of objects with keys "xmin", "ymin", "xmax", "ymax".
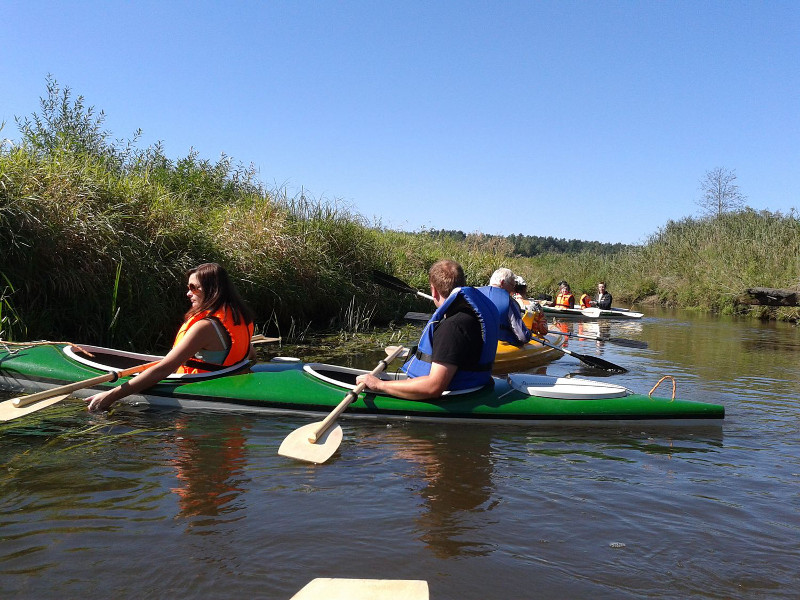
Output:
[{"xmin": 1, "ymin": 309, "xmax": 798, "ymax": 599}]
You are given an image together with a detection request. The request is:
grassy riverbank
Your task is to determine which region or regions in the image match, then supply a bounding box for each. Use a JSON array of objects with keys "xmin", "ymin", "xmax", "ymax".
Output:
[{"xmin": 2, "ymin": 82, "xmax": 798, "ymax": 348}]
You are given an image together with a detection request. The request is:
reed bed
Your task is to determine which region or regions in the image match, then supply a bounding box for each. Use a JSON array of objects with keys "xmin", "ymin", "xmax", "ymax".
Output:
[{"xmin": 1, "ymin": 80, "xmax": 798, "ymax": 350}]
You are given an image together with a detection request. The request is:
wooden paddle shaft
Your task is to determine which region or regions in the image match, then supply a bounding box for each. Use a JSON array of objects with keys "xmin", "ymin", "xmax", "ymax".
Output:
[
  {"xmin": 551, "ymin": 330, "xmax": 603, "ymax": 342},
  {"xmin": 13, "ymin": 360, "xmax": 160, "ymax": 408},
  {"xmin": 309, "ymin": 345, "xmax": 406, "ymax": 443}
]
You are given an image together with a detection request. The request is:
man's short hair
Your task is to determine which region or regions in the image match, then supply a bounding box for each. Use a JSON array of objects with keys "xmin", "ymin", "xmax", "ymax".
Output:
[
  {"xmin": 429, "ymin": 260, "xmax": 466, "ymax": 299},
  {"xmin": 489, "ymin": 268, "xmax": 515, "ymax": 287}
]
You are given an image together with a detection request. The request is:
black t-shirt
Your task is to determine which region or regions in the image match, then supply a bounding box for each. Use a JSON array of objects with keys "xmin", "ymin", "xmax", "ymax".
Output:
[
  {"xmin": 596, "ymin": 292, "xmax": 613, "ymax": 310},
  {"xmin": 430, "ymin": 299, "xmax": 484, "ymax": 368}
]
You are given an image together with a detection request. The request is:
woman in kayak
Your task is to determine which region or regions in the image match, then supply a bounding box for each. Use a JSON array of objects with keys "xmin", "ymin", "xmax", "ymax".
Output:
[
  {"xmin": 554, "ymin": 281, "xmax": 575, "ymax": 308},
  {"xmin": 85, "ymin": 263, "xmax": 255, "ymax": 411}
]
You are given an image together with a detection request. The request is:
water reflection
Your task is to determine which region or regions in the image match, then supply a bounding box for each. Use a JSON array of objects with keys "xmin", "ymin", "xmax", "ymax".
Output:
[
  {"xmin": 380, "ymin": 426, "xmax": 497, "ymax": 559},
  {"xmin": 168, "ymin": 413, "xmax": 251, "ymax": 523}
]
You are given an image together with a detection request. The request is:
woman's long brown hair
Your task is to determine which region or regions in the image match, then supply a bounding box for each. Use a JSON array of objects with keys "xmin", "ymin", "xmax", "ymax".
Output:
[{"xmin": 184, "ymin": 263, "xmax": 255, "ymax": 325}]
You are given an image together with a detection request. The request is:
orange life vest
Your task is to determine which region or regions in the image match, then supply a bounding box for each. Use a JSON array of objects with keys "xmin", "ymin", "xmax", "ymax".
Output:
[
  {"xmin": 174, "ymin": 307, "xmax": 254, "ymax": 374},
  {"xmin": 555, "ymin": 291, "xmax": 575, "ymax": 308},
  {"xmin": 579, "ymin": 294, "xmax": 592, "ymax": 308}
]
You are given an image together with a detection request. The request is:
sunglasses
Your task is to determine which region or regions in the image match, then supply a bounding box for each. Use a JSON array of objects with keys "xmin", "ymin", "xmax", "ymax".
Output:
[{"xmin": 187, "ymin": 282, "xmax": 202, "ymax": 293}]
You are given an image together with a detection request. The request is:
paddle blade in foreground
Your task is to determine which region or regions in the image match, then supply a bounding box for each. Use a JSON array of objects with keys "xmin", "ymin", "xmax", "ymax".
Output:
[
  {"xmin": 291, "ymin": 578, "xmax": 429, "ymax": 600},
  {"xmin": 278, "ymin": 422, "xmax": 344, "ymax": 465}
]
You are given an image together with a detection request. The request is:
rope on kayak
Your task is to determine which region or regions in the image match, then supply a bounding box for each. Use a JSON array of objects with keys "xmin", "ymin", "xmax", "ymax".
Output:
[
  {"xmin": 0, "ymin": 339, "xmax": 95, "ymax": 357},
  {"xmin": 649, "ymin": 375, "xmax": 676, "ymax": 401}
]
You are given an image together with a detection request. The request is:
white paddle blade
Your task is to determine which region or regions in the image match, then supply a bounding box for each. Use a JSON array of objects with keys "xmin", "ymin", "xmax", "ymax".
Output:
[
  {"xmin": 0, "ymin": 394, "xmax": 71, "ymax": 422},
  {"xmin": 384, "ymin": 345, "xmax": 410, "ymax": 359},
  {"xmin": 291, "ymin": 578, "xmax": 429, "ymax": 600},
  {"xmin": 278, "ymin": 422, "xmax": 344, "ymax": 464}
]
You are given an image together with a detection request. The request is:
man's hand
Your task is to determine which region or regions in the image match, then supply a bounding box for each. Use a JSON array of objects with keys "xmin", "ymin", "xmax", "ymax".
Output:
[{"xmin": 356, "ymin": 373, "xmax": 383, "ymax": 392}]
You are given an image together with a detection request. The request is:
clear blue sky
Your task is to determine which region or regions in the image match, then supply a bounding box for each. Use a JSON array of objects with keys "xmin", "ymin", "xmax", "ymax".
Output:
[{"xmin": 2, "ymin": 0, "xmax": 798, "ymax": 244}]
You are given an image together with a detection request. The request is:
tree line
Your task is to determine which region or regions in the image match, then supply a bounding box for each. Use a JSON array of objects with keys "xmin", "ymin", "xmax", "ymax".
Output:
[{"xmin": 422, "ymin": 229, "xmax": 631, "ymax": 257}]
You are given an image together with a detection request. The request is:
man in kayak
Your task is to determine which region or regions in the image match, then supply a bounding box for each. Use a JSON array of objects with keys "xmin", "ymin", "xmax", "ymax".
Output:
[
  {"xmin": 592, "ymin": 281, "xmax": 613, "ymax": 309},
  {"xmin": 356, "ymin": 259, "xmax": 499, "ymax": 400},
  {"xmin": 478, "ymin": 268, "xmax": 533, "ymax": 346}
]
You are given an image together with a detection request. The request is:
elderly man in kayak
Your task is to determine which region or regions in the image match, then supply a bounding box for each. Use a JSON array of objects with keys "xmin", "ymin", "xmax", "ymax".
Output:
[
  {"xmin": 478, "ymin": 268, "xmax": 533, "ymax": 346},
  {"xmin": 356, "ymin": 260, "xmax": 499, "ymax": 400}
]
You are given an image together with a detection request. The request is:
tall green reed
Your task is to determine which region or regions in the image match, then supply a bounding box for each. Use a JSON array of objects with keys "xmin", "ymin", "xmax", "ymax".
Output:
[{"xmin": 2, "ymin": 76, "xmax": 798, "ymax": 355}]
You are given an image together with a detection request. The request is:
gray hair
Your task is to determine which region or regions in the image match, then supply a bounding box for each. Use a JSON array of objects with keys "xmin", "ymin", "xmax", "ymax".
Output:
[{"xmin": 489, "ymin": 268, "xmax": 515, "ymax": 287}]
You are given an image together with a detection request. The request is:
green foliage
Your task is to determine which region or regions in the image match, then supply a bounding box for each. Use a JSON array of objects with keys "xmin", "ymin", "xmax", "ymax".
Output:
[
  {"xmin": 1, "ymin": 77, "xmax": 798, "ymax": 350},
  {"xmin": 0, "ymin": 78, "xmax": 389, "ymax": 348}
]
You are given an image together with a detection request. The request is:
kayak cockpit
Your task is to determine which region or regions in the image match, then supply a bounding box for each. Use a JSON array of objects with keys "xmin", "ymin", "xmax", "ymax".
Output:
[
  {"xmin": 63, "ymin": 345, "xmax": 251, "ymax": 381},
  {"xmin": 303, "ymin": 363, "xmax": 484, "ymax": 396}
]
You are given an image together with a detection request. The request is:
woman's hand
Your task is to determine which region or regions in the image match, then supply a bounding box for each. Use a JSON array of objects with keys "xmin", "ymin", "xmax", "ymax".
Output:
[{"xmin": 85, "ymin": 389, "xmax": 119, "ymax": 412}]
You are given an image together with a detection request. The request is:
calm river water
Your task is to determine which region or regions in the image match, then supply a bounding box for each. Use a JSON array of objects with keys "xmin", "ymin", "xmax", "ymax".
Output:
[{"xmin": 1, "ymin": 309, "xmax": 799, "ymax": 599}]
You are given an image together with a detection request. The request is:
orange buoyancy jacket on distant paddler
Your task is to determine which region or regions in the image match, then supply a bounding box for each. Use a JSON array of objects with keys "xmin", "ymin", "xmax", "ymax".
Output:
[
  {"xmin": 555, "ymin": 291, "xmax": 575, "ymax": 309},
  {"xmin": 174, "ymin": 307, "xmax": 254, "ymax": 374},
  {"xmin": 579, "ymin": 294, "xmax": 592, "ymax": 308}
]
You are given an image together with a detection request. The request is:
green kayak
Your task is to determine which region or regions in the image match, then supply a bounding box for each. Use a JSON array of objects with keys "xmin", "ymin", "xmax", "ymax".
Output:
[{"xmin": 0, "ymin": 343, "xmax": 724, "ymax": 426}]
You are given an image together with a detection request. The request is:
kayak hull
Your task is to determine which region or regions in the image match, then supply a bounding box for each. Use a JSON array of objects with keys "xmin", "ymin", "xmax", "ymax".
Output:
[
  {"xmin": 0, "ymin": 344, "xmax": 724, "ymax": 426},
  {"xmin": 541, "ymin": 306, "xmax": 644, "ymax": 320},
  {"xmin": 493, "ymin": 332, "xmax": 565, "ymax": 373}
]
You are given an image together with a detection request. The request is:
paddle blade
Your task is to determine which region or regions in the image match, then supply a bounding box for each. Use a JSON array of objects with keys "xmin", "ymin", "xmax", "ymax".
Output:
[
  {"xmin": 0, "ymin": 394, "xmax": 71, "ymax": 422},
  {"xmin": 278, "ymin": 422, "xmax": 344, "ymax": 464},
  {"xmin": 291, "ymin": 578, "xmax": 429, "ymax": 600},
  {"xmin": 606, "ymin": 337, "xmax": 648, "ymax": 349},
  {"xmin": 579, "ymin": 354, "xmax": 628, "ymax": 374},
  {"xmin": 403, "ymin": 312, "xmax": 432, "ymax": 321}
]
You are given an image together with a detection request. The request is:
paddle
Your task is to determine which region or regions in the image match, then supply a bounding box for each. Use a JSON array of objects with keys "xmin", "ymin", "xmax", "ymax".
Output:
[
  {"xmin": 291, "ymin": 578, "xmax": 429, "ymax": 600},
  {"xmin": 251, "ymin": 334, "xmax": 281, "ymax": 345},
  {"xmin": 548, "ymin": 329, "xmax": 648, "ymax": 349},
  {"xmin": 371, "ymin": 270, "xmax": 435, "ymax": 301},
  {"xmin": 531, "ymin": 334, "xmax": 627, "ymax": 373},
  {"xmin": 278, "ymin": 345, "xmax": 406, "ymax": 464},
  {"xmin": 0, "ymin": 360, "xmax": 160, "ymax": 422},
  {"xmin": 403, "ymin": 311, "xmax": 433, "ymax": 321}
]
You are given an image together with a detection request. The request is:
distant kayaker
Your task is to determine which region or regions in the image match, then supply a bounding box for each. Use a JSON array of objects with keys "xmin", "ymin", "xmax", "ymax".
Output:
[
  {"xmin": 554, "ymin": 281, "xmax": 576, "ymax": 309},
  {"xmin": 86, "ymin": 263, "xmax": 256, "ymax": 411},
  {"xmin": 592, "ymin": 281, "xmax": 613, "ymax": 310},
  {"xmin": 356, "ymin": 259, "xmax": 499, "ymax": 400},
  {"xmin": 478, "ymin": 268, "xmax": 533, "ymax": 347}
]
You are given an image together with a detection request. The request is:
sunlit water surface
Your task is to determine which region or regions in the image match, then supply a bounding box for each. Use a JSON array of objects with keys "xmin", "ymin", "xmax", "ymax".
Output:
[{"xmin": 1, "ymin": 309, "xmax": 799, "ymax": 599}]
